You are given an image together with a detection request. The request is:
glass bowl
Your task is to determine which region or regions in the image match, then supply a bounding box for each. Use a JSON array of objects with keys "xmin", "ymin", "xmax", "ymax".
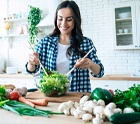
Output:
[{"xmin": 34, "ymin": 74, "xmax": 70, "ymax": 97}]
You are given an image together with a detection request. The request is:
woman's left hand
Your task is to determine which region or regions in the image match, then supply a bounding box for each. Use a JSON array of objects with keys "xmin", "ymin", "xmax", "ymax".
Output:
[{"xmin": 74, "ymin": 58, "xmax": 92, "ymax": 69}]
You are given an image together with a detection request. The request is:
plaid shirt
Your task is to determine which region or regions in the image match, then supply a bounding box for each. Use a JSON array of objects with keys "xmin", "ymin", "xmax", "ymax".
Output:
[{"xmin": 26, "ymin": 35, "xmax": 104, "ymax": 92}]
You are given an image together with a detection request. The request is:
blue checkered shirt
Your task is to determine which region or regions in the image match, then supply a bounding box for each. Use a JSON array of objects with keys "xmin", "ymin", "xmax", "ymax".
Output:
[{"xmin": 26, "ymin": 35, "xmax": 104, "ymax": 92}]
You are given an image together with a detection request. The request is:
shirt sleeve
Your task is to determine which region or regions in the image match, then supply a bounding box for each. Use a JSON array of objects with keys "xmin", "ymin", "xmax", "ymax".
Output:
[{"xmin": 25, "ymin": 62, "xmax": 40, "ymax": 74}]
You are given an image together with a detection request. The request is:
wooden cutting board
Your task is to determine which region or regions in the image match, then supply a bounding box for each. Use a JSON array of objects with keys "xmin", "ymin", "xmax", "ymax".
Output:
[{"xmin": 25, "ymin": 91, "xmax": 91, "ymax": 103}]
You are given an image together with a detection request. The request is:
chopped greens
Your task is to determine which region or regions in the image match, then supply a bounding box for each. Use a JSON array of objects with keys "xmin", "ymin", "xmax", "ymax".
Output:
[
  {"xmin": 40, "ymin": 71, "xmax": 70, "ymax": 96},
  {"xmin": 113, "ymin": 84, "xmax": 140, "ymax": 112}
]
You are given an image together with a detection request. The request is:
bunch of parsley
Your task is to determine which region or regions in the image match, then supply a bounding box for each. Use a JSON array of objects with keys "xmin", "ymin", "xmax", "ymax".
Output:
[
  {"xmin": 113, "ymin": 84, "xmax": 140, "ymax": 112},
  {"xmin": 0, "ymin": 86, "xmax": 9, "ymax": 106}
]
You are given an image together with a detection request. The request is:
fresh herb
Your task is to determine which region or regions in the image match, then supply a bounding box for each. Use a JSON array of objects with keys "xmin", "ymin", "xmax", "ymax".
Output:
[
  {"xmin": 1, "ymin": 100, "xmax": 63, "ymax": 117},
  {"xmin": 28, "ymin": 5, "xmax": 41, "ymax": 48},
  {"xmin": 0, "ymin": 85, "xmax": 5, "ymax": 96},
  {"xmin": 113, "ymin": 84, "xmax": 140, "ymax": 112},
  {"xmin": 0, "ymin": 86, "xmax": 9, "ymax": 106}
]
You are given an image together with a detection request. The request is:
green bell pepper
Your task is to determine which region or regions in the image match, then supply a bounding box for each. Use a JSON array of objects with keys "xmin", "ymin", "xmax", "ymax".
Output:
[{"xmin": 91, "ymin": 87, "xmax": 113, "ymax": 104}]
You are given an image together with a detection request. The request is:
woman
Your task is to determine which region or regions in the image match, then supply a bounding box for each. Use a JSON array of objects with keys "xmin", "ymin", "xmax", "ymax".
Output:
[{"xmin": 26, "ymin": 0, "xmax": 104, "ymax": 92}]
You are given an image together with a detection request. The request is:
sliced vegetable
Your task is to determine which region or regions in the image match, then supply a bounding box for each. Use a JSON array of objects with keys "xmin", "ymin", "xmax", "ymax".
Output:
[
  {"xmin": 110, "ymin": 112, "xmax": 140, "ymax": 124},
  {"xmin": 91, "ymin": 87, "xmax": 113, "ymax": 104}
]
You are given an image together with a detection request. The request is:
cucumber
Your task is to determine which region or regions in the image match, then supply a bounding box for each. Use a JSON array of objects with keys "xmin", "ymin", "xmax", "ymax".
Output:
[{"xmin": 110, "ymin": 112, "xmax": 140, "ymax": 124}]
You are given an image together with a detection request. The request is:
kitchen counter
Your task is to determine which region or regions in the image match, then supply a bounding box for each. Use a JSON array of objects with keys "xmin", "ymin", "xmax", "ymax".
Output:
[
  {"xmin": 0, "ymin": 102, "xmax": 111, "ymax": 124},
  {"xmin": 0, "ymin": 73, "xmax": 140, "ymax": 81},
  {"xmin": 0, "ymin": 73, "xmax": 34, "ymax": 79},
  {"xmin": 1, "ymin": 102, "xmax": 140, "ymax": 124},
  {"xmin": 90, "ymin": 74, "xmax": 140, "ymax": 81}
]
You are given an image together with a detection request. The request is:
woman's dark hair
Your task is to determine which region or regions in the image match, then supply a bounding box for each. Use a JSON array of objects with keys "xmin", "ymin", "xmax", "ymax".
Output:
[{"xmin": 50, "ymin": 0, "xmax": 86, "ymax": 57}]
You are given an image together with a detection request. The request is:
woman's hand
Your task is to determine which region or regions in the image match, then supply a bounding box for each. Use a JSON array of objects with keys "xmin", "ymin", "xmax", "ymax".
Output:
[
  {"xmin": 74, "ymin": 58, "xmax": 92, "ymax": 69},
  {"xmin": 27, "ymin": 52, "xmax": 40, "ymax": 72},
  {"xmin": 74, "ymin": 58, "xmax": 101, "ymax": 75},
  {"xmin": 28, "ymin": 52, "xmax": 40, "ymax": 66}
]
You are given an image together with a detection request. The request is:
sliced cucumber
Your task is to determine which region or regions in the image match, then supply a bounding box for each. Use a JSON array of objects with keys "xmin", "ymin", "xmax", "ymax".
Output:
[{"xmin": 110, "ymin": 112, "xmax": 140, "ymax": 124}]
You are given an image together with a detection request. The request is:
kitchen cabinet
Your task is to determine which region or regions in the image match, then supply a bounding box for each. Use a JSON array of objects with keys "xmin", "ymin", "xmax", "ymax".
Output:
[
  {"xmin": 90, "ymin": 74, "xmax": 140, "ymax": 91},
  {"xmin": 112, "ymin": 2, "xmax": 140, "ymax": 50},
  {"xmin": 127, "ymin": 81, "xmax": 140, "ymax": 88},
  {"xmin": 90, "ymin": 80, "xmax": 127, "ymax": 91},
  {"xmin": 0, "ymin": 74, "xmax": 36, "ymax": 89}
]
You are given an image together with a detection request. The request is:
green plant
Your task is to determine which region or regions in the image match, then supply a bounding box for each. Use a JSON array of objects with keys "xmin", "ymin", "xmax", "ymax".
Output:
[{"xmin": 28, "ymin": 5, "xmax": 41, "ymax": 48}]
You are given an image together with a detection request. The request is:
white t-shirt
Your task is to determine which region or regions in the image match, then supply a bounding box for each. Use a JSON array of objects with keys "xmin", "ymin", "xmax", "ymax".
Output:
[{"xmin": 56, "ymin": 42, "xmax": 70, "ymax": 74}]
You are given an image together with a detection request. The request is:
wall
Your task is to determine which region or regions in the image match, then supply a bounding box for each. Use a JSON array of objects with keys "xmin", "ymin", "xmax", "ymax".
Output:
[{"xmin": 0, "ymin": 0, "xmax": 140, "ymax": 74}]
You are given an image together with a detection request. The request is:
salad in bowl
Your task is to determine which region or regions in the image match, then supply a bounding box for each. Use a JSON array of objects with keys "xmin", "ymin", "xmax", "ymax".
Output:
[{"xmin": 35, "ymin": 70, "xmax": 70, "ymax": 97}]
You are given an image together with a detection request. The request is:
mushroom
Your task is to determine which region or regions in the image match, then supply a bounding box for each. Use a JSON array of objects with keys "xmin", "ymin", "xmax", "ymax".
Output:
[
  {"xmin": 58, "ymin": 100, "xmax": 74, "ymax": 115},
  {"xmin": 114, "ymin": 108, "xmax": 122, "ymax": 114},
  {"xmin": 97, "ymin": 99, "xmax": 105, "ymax": 107},
  {"xmin": 93, "ymin": 106, "xmax": 105, "ymax": 115},
  {"xmin": 104, "ymin": 102, "xmax": 116, "ymax": 120},
  {"xmin": 70, "ymin": 107, "xmax": 76, "ymax": 115},
  {"xmin": 84, "ymin": 100, "xmax": 97, "ymax": 108},
  {"xmin": 79, "ymin": 95, "xmax": 89, "ymax": 105},
  {"xmin": 63, "ymin": 108, "xmax": 70, "ymax": 116},
  {"xmin": 74, "ymin": 102, "xmax": 80, "ymax": 108},
  {"xmin": 13, "ymin": 86, "xmax": 28, "ymax": 96},
  {"xmin": 123, "ymin": 107, "xmax": 134, "ymax": 113},
  {"xmin": 93, "ymin": 106, "xmax": 105, "ymax": 120},
  {"xmin": 92, "ymin": 113, "xmax": 103, "ymax": 124},
  {"xmin": 73, "ymin": 107, "xmax": 86, "ymax": 119},
  {"xmin": 82, "ymin": 106, "xmax": 93, "ymax": 114},
  {"xmin": 82, "ymin": 113, "xmax": 92, "ymax": 122},
  {"xmin": 106, "ymin": 102, "xmax": 116, "ymax": 110}
]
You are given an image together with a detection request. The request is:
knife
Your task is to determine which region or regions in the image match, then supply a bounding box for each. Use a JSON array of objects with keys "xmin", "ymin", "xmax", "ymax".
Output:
[{"xmin": 27, "ymin": 88, "xmax": 38, "ymax": 92}]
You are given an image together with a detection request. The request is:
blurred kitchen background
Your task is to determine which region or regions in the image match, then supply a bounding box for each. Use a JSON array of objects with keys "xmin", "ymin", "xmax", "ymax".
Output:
[{"xmin": 0, "ymin": 0, "xmax": 140, "ymax": 76}]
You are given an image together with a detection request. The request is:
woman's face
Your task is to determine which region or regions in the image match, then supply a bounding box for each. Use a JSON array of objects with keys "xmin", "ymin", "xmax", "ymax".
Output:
[{"xmin": 57, "ymin": 8, "xmax": 74, "ymax": 35}]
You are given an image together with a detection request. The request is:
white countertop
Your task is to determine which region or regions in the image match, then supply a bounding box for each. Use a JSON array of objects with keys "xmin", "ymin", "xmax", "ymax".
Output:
[{"xmin": 0, "ymin": 73, "xmax": 34, "ymax": 79}]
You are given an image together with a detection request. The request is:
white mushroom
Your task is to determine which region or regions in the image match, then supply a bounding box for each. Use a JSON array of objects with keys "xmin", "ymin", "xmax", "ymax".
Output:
[
  {"xmin": 73, "ymin": 108, "xmax": 86, "ymax": 119},
  {"xmin": 79, "ymin": 95, "xmax": 89, "ymax": 105},
  {"xmin": 93, "ymin": 106, "xmax": 105, "ymax": 115},
  {"xmin": 123, "ymin": 107, "xmax": 134, "ymax": 113},
  {"xmin": 70, "ymin": 107, "xmax": 76, "ymax": 115},
  {"xmin": 82, "ymin": 106, "xmax": 93, "ymax": 114},
  {"xmin": 106, "ymin": 102, "xmax": 116, "ymax": 110},
  {"xmin": 92, "ymin": 113, "xmax": 103, "ymax": 124},
  {"xmin": 104, "ymin": 105, "xmax": 115, "ymax": 120},
  {"xmin": 97, "ymin": 99, "xmax": 105, "ymax": 107},
  {"xmin": 58, "ymin": 100, "xmax": 74, "ymax": 114},
  {"xmin": 82, "ymin": 113, "xmax": 92, "ymax": 122},
  {"xmin": 93, "ymin": 106, "xmax": 105, "ymax": 120},
  {"xmin": 87, "ymin": 100, "xmax": 97, "ymax": 108},
  {"xmin": 74, "ymin": 102, "xmax": 80, "ymax": 108},
  {"xmin": 63, "ymin": 108, "xmax": 70, "ymax": 116},
  {"xmin": 114, "ymin": 108, "xmax": 122, "ymax": 114}
]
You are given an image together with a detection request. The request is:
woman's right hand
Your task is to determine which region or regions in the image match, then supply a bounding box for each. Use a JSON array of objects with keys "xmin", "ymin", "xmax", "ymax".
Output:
[
  {"xmin": 27, "ymin": 52, "xmax": 40, "ymax": 72},
  {"xmin": 28, "ymin": 52, "xmax": 40, "ymax": 66}
]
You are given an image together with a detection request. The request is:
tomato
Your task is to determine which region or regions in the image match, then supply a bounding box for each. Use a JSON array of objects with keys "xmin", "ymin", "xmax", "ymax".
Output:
[{"xmin": 9, "ymin": 91, "xmax": 20, "ymax": 100}]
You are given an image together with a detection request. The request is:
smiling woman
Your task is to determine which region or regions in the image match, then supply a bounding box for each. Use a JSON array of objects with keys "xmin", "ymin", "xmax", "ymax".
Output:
[{"xmin": 26, "ymin": 0, "xmax": 104, "ymax": 93}]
